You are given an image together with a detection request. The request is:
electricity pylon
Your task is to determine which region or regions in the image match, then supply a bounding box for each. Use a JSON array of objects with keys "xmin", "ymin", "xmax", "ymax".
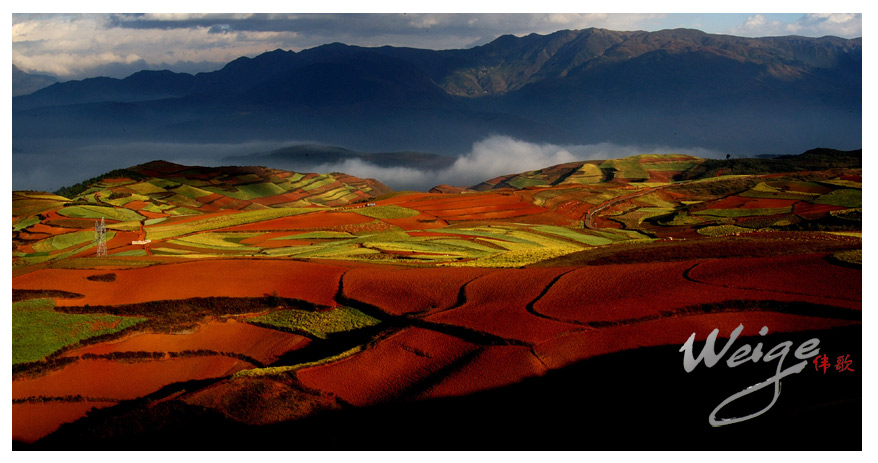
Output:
[{"xmin": 94, "ymin": 217, "xmax": 107, "ymax": 257}]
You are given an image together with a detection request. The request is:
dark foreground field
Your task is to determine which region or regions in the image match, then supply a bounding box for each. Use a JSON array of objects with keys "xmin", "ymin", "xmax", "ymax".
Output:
[{"xmin": 16, "ymin": 324, "xmax": 861, "ymax": 451}]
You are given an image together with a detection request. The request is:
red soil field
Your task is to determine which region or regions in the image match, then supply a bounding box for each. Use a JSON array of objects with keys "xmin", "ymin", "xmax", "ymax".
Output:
[
  {"xmin": 42, "ymin": 218, "xmax": 95, "ymax": 231},
  {"xmin": 274, "ymin": 191, "xmax": 314, "ymax": 203},
  {"xmin": 439, "ymin": 206, "xmax": 550, "ymax": 222},
  {"xmin": 706, "ymin": 196, "xmax": 798, "ymax": 210},
  {"xmin": 69, "ymin": 230, "xmax": 140, "ymax": 259},
  {"xmin": 383, "ymin": 212, "xmax": 446, "ymax": 230},
  {"xmin": 686, "ymin": 253, "xmax": 861, "ymax": 303},
  {"xmin": 375, "ymin": 193, "xmax": 434, "ymax": 205},
  {"xmin": 63, "ymin": 319, "xmax": 311, "ymax": 365},
  {"xmin": 840, "ymin": 175, "xmax": 861, "ymax": 182},
  {"xmin": 13, "ymin": 356, "xmax": 251, "ymax": 401},
  {"xmin": 342, "ymin": 266, "xmax": 494, "ymax": 315},
  {"xmin": 594, "ymin": 216, "xmax": 622, "ymax": 229},
  {"xmin": 419, "ymin": 200, "xmax": 533, "ymax": 217},
  {"xmin": 393, "ymin": 193, "xmax": 528, "ymax": 212},
  {"xmin": 425, "ymin": 268, "xmax": 582, "ymax": 343},
  {"xmin": 301, "ymin": 181, "xmax": 343, "ymax": 197},
  {"xmin": 647, "ymin": 170, "xmax": 682, "ymax": 183},
  {"xmin": 180, "ymin": 376, "xmax": 339, "ymax": 425},
  {"xmin": 532, "ymin": 256, "xmax": 860, "ymax": 325},
  {"xmin": 137, "ymin": 210, "xmax": 169, "ymax": 220},
  {"xmin": 203, "ymin": 196, "xmax": 249, "ymax": 210},
  {"xmin": 149, "ymin": 210, "xmax": 239, "ymax": 227},
  {"xmin": 13, "ymin": 259, "xmax": 349, "ymax": 308},
  {"xmin": 27, "ymin": 223, "xmax": 79, "ymax": 236},
  {"xmin": 17, "ymin": 232, "xmax": 51, "ymax": 243},
  {"xmin": 13, "ymin": 401, "xmax": 118, "ymax": 444},
  {"xmin": 533, "ymin": 312, "xmax": 859, "ymax": 370},
  {"xmin": 220, "ymin": 211, "xmax": 374, "ymax": 232},
  {"xmin": 43, "ymin": 210, "xmax": 82, "ymax": 223},
  {"xmin": 195, "ymin": 193, "xmax": 224, "ymax": 204},
  {"xmin": 423, "ymin": 201, "xmax": 537, "ymax": 217},
  {"xmin": 793, "ymin": 202, "xmax": 846, "ymax": 216},
  {"xmin": 406, "ymin": 231, "xmax": 467, "ymax": 238},
  {"xmin": 125, "ymin": 200, "xmax": 149, "ymax": 210},
  {"xmin": 296, "ymin": 327, "xmax": 479, "ymax": 406},
  {"xmin": 15, "ymin": 243, "xmax": 37, "ymax": 254},
  {"xmin": 106, "ymin": 230, "xmax": 139, "ymax": 248},
  {"xmin": 772, "ymin": 182, "xmax": 833, "ymax": 194},
  {"xmin": 415, "ymin": 345, "xmax": 548, "ymax": 400},
  {"xmin": 551, "ymin": 204, "xmax": 593, "ymax": 224},
  {"xmin": 251, "ymin": 193, "xmax": 307, "ymax": 206},
  {"xmin": 238, "ymin": 231, "xmax": 315, "ymax": 248}
]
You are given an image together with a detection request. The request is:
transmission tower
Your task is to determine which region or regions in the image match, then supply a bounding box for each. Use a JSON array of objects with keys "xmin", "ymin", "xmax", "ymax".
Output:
[{"xmin": 94, "ymin": 217, "xmax": 107, "ymax": 257}]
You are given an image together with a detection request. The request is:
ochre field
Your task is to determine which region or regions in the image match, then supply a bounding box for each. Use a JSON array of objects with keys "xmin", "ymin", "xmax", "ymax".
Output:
[{"xmin": 11, "ymin": 156, "xmax": 862, "ymax": 448}]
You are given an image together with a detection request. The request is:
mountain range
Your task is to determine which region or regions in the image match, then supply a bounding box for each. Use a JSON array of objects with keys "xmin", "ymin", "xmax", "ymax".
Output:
[
  {"xmin": 12, "ymin": 65, "xmax": 58, "ymax": 97},
  {"xmin": 12, "ymin": 27, "xmax": 862, "ymax": 191}
]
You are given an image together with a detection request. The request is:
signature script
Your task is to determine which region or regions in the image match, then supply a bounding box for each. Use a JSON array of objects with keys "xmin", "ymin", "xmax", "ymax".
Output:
[{"xmin": 679, "ymin": 324, "xmax": 820, "ymax": 426}]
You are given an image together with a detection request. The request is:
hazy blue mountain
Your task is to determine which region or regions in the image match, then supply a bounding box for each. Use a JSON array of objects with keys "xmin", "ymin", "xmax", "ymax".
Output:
[
  {"xmin": 12, "ymin": 65, "xmax": 57, "ymax": 97},
  {"xmin": 13, "ymin": 69, "xmax": 196, "ymax": 109}
]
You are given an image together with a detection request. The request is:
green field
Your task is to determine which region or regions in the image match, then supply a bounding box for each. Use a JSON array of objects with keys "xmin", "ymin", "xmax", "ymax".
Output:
[
  {"xmin": 12, "ymin": 298, "xmax": 147, "ymax": 365},
  {"xmin": 57, "ymin": 205, "xmax": 145, "ymax": 222},
  {"xmin": 171, "ymin": 232, "xmax": 263, "ymax": 249},
  {"xmin": 696, "ymin": 224, "xmax": 750, "ymax": 237},
  {"xmin": 693, "ymin": 207, "xmax": 793, "ymax": 218},
  {"xmin": 814, "ymin": 189, "xmax": 862, "ymax": 208},
  {"xmin": 126, "ymin": 181, "xmax": 168, "ymax": 195},
  {"xmin": 599, "ymin": 157, "xmax": 649, "ymax": 179},
  {"xmin": 249, "ymin": 306, "xmax": 380, "ymax": 339},
  {"xmin": 204, "ymin": 182, "xmax": 288, "ymax": 200},
  {"xmin": 146, "ymin": 208, "xmax": 315, "ymax": 240},
  {"xmin": 270, "ymin": 231, "xmax": 355, "ymax": 239},
  {"xmin": 560, "ymin": 163, "xmax": 604, "ymax": 184},
  {"xmin": 353, "ymin": 205, "xmax": 420, "ymax": 219},
  {"xmin": 32, "ymin": 230, "xmax": 116, "ymax": 253},
  {"xmin": 13, "ymin": 216, "xmax": 40, "ymax": 231}
]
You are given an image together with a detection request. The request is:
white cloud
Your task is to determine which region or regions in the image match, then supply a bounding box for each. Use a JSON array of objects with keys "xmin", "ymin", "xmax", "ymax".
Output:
[
  {"xmin": 732, "ymin": 13, "xmax": 861, "ymax": 38},
  {"xmin": 310, "ymin": 135, "xmax": 721, "ymax": 190},
  {"xmin": 445, "ymin": 136, "xmax": 578, "ymax": 185},
  {"xmin": 11, "ymin": 14, "xmax": 297, "ymax": 78}
]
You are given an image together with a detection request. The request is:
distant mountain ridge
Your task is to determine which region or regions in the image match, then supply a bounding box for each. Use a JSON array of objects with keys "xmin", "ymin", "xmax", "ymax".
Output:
[
  {"xmin": 13, "ymin": 27, "xmax": 861, "ymax": 164},
  {"xmin": 12, "ymin": 65, "xmax": 57, "ymax": 97},
  {"xmin": 16, "ymin": 28, "xmax": 860, "ymax": 104}
]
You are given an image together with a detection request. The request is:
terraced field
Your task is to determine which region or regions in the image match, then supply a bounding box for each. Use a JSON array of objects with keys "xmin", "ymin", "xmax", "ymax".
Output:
[{"xmin": 11, "ymin": 154, "xmax": 862, "ymax": 449}]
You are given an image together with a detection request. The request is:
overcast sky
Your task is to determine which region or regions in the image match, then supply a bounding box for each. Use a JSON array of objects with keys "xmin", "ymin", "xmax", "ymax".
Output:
[{"xmin": 11, "ymin": 6, "xmax": 864, "ymax": 81}]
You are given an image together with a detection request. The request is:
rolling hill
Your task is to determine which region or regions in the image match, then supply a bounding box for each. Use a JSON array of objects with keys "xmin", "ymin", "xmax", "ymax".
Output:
[{"xmin": 53, "ymin": 160, "xmax": 392, "ymax": 214}]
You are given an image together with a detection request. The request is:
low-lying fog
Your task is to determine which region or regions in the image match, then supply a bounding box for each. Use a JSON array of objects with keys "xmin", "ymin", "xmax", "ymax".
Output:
[{"xmin": 12, "ymin": 135, "xmax": 724, "ymax": 193}]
